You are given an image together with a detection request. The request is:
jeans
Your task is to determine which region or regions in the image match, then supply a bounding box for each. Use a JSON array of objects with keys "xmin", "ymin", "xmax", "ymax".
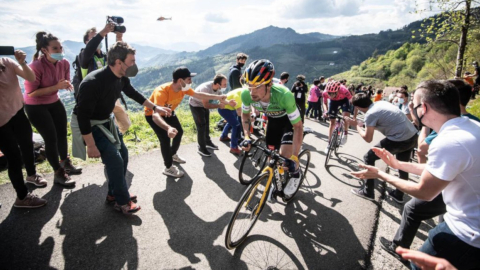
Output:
[
  {"xmin": 146, "ymin": 114, "xmax": 183, "ymax": 168},
  {"xmin": 394, "ymin": 194, "xmax": 446, "ymax": 248},
  {"xmin": 24, "ymin": 100, "xmax": 68, "ymax": 171},
  {"xmin": 306, "ymin": 101, "xmax": 319, "ymax": 119},
  {"xmin": 413, "ymin": 222, "xmax": 480, "ymax": 270},
  {"xmin": 92, "ymin": 123, "xmax": 130, "ymax": 206},
  {"xmin": 0, "ymin": 108, "xmax": 36, "ymax": 200},
  {"xmin": 363, "ymin": 134, "xmax": 418, "ymax": 197},
  {"xmin": 218, "ymin": 108, "xmax": 241, "ymax": 149},
  {"xmin": 190, "ymin": 105, "xmax": 212, "ymax": 151},
  {"xmin": 316, "ymin": 99, "xmax": 323, "ymax": 116}
]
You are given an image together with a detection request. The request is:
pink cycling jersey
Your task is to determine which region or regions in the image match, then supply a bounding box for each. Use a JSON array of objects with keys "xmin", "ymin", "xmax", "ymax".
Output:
[{"xmin": 322, "ymin": 85, "xmax": 352, "ymax": 104}]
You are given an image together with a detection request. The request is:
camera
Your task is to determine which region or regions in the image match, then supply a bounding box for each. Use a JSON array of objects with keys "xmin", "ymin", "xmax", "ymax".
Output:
[{"xmin": 106, "ymin": 16, "xmax": 126, "ymax": 33}]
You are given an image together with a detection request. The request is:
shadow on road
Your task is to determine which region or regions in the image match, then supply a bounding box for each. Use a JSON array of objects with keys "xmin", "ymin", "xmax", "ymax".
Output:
[
  {"xmin": 60, "ymin": 171, "xmax": 141, "ymax": 270},
  {"xmin": 202, "ymin": 154, "xmax": 245, "ymax": 201},
  {"xmin": 153, "ymin": 172, "xmax": 247, "ymax": 269},
  {"xmin": 0, "ymin": 184, "xmax": 64, "ymax": 269},
  {"xmin": 269, "ymin": 190, "xmax": 366, "ymax": 269}
]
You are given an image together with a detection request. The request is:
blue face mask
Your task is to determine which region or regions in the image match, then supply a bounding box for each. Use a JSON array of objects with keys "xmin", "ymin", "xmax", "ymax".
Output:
[{"xmin": 50, "ymin": 52, "xmax": 65, "ymax": 61}]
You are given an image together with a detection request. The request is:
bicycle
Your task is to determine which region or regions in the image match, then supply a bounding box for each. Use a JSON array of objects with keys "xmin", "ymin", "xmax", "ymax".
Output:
[
  {"xmin": 239, "ymin": 127, "xmax": 313, "ymax": 185},
  {"xmin": 324, "ymin": 115, "xmax": 345, "ymax": 168},
  {"xmin": 225, "ymin": 140, "xmax": 311, "ymax": 249}
]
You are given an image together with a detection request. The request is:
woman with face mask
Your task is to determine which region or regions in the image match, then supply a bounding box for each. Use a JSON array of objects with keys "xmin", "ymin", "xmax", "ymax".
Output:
[{"xmin": 23, "ymin": 31, "xmax": 81, "ymax": 187}]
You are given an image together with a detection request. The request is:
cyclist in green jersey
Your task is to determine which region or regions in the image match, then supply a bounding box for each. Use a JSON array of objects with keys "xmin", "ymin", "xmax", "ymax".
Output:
[{"xmin": 240, "ymin": 59, "xmax": 303, "ymax": 197}]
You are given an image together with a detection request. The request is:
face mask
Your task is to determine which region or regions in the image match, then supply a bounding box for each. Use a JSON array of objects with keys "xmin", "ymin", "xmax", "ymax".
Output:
[
  {"xmin": 220, "ymin": 87, "xmax": 226, "ymax": 92},
  {"xmin": 181, "ymin": 79, "xmax": 191, "ymax": 91},
  {"xmin": 97, "ymin": 42, "xmax": 103, "ymax": 51},
  {"xmin": 122, "ymin": 62, "xmax": 138, "ymax": 77},
  {"xmin": 398, "ymin": 98, "xmax": 405, "ymax": 104},
  {"xmin": 413, "ymin": 103, "xmax": 426, "ymax": 129},
  {"xmin": 50, "ymin": 52, "xmax": 65, "ymax": 61},
  {"xmin": 238, "ymin": 62, "xmax": 245, "ymax": 68}
]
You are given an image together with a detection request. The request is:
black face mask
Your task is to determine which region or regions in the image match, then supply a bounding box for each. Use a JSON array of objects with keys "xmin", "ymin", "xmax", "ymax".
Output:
[
  {"xmin": 122, "ymin": 62, "xmax": 138, "ymax": 77},
  {"xmin": 238, "ymin": 62, "xmax": 245, "ymax": 68},
  {"xmin": 413, "ymin": 103, "xmax": 426, "ymax": 129}
]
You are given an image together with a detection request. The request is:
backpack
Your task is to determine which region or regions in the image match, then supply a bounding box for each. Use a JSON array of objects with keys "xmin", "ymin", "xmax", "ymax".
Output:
[{"xmin": 71, "ymin": 51, "xmax": 83, "ymax": 98}]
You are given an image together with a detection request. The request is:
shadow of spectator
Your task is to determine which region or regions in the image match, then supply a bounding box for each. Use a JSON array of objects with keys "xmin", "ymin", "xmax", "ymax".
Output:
[
  {"xmin": 0, "ymin": 184, "xmax": 63, "ymax": 269},
  {"xmin": 202, "ymin": 155, "xmax": 245, "ymax": 201},
  {"xmin": 59, "ymin": 171, "xmax": 141, "ymax": 270},
  {"xmin": 153, "ymin": 173, "xmax": 247, "ymax": 269}
]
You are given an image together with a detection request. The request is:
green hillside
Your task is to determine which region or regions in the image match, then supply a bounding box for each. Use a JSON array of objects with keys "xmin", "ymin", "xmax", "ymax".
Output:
[{"xmin": 332, "ymin": 35, "xmax": 480, "ymax": 90}]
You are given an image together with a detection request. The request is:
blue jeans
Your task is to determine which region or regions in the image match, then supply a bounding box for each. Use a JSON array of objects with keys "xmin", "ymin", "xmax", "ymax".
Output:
[
  {"xmin": 218, "ymin": 108, "xmax": 241, "ymax": 149},
  {"xmin": 414, "ymin": 222, "xmax": 480, "ymax": 270},
  {"xmin": 92, "ymin": 123, "xmax": 130, "ymax": 205}
]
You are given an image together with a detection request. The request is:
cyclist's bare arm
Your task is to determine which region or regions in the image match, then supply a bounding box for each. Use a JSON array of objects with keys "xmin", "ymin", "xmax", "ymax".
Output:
[{"xmin": 292, "ymin": 121, "xmax": 303, "ymax": 158}]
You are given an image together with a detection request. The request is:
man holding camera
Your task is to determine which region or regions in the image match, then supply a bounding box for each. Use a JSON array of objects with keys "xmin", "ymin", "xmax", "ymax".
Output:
[{"xmin": 72, "ymin": 42, "xmax": 171, "ymax": 215}]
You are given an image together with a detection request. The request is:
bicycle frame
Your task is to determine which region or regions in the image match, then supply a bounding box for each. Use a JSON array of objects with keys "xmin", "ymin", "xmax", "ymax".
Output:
[{"xmin": 244, "ymin": 158, "xmax": 285, "ymax": 216}]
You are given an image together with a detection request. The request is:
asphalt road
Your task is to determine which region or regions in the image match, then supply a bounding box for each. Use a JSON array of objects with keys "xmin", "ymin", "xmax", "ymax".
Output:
[{"xmin": 0, "ymin": 118, "xmax": 390, "ymax": 270}]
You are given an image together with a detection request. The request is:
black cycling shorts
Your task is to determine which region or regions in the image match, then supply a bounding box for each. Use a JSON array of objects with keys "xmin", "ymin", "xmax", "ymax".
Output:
[
  {"xmin": 328, "ymin": 98, "xmax": 350, "ymax": 119},
  {"xmin": 265, "ymin": 115, "xmax": 293, "ymax": 150}
]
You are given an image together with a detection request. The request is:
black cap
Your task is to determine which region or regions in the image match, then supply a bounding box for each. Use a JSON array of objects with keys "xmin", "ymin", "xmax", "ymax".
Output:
[{"xmin": 173, "ymin": 67, "xmax": 197, "ymax": 80}]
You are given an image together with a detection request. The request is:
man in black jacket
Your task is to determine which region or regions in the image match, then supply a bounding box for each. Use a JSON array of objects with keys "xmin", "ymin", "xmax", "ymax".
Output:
[
  {"xmin": 72, "ymin": 41, "xmax": 171, "ymax": 215},
  {"xmin": 228, "ymin": 53, "xmax": 248, "ymax": 90},
  {"xmin": 291, "ymin": 74, "xmax": 308, "ymax": 122}
]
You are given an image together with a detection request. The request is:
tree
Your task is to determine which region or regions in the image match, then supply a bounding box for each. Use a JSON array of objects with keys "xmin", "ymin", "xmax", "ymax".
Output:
[{"xmin": 414, "ymin": 0, "xmax": 480, "ymax": 77}]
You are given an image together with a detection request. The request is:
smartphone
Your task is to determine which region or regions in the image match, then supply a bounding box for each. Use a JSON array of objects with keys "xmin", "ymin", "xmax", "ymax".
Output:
[{"xmin": 0, "ymin": 46, "xmax": 15, "ymax": 55}]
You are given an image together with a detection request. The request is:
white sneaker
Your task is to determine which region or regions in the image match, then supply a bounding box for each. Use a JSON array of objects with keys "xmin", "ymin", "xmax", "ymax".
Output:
[
  {"xmin": 284, "ymin": 174, "xmax": 301, "ymax": 197},
  {"xmin": 163, "ymin": 165, "xmax": 184, "ymax": 178},
  {"xmin": 324, "ymin": 146, "xmax": 330, "ymax": 154},
  {"xmin": 172, "ymin": 154, "xmax": 186, "ymax": 164},
  {"xmin": 341, "ymin": 134, "xmax": 348, "ymax": 145}
]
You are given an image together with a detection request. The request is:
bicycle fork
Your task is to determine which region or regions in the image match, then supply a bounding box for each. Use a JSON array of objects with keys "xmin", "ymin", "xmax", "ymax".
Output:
[{"xmin": 244, "ymin": 167, "xmax": 275, "ymax": 216}]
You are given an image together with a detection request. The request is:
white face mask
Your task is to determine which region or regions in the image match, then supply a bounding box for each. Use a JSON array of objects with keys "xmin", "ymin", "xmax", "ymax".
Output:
[
  {"xmin": 220, "ymin": 87, "xmax": 226, "ymax": 92},
  {"xmin": 181, "ymin": 79, "xmax": 191, "ymax": 91},
  {"xmin": 398, "ymin": 98, "xmax": 405, "ymax": 104}
]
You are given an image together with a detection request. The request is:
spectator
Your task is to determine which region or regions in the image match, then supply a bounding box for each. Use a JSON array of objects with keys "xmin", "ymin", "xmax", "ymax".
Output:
[
  {"xmin": 0, "ymin": 51, "xmax": 47, "ymax": 208},
  {"xmin": 218, "ymin": 88, "xmax": 243, "ymax": 155},
  {"xmin": 189, "ymin": 74, "xmax": 230, "ymax": 157},
  {"xmin": 389, "ymin": 89, "xmax": 399, "ymax": 103},
  {"xmin": 379, "ymin": 79, "xmax": 480, "ymax": 264},
  {"xmin": 145, "ymin": 67, "xmax": 233, "ymax": 176},
  {"xmin": 374, "ymin": 89, "xmax": 383, "ymax": 102},
  {"xmin": 347, "ymin": 93, "xmax": 418, "ymax": 203},
  {"xmin": 71, "ymin": 41, "xmax": 167, "ymax": 215},
  {"xmin": 280, "ymin": 72, "xmax": 289, "ymax": 85},
  {"xmin": 352, "ymin": 80, "xmax": 480, "ymax": 270},
  {"xmin": 228, "ymin": 53, "xmax": 248, "ymax": 90},
  {"xmin": 397, "ymin": 89, "xmax": 413, "ymax": 121},
  {"xmin": 467, "ymin": 61, "xmax": 479, "ymax": 99},
  {"xmin": 24, "ymin": 31, "xmax": 80, "ymax": 187},
  {"xmin": 291, "ymin": 74, "xmax": 308, "ymax": 122},
  {"xmin": 306, "ymin": 78, "xmax": 320, "ymax": 120}
]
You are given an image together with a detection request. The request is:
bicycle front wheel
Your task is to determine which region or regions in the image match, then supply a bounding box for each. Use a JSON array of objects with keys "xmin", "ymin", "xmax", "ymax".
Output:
[
  {"xmin": 239, "ymin": 138, "xmax": 267, "ymax": 185},
  {"xmin": 325, "ymin": 131, "xmax": 338, "ymax": 168},
  {"xmin": 335, "ymin": 125, "xmax": 344, "ymax": 154},
  {"xmin": 283, "ymin": 149, "xmax": 310, "ymax": 203},
  {"xmin": 225, "ymin": 172, "xmax": 272, "ymax": 249}
]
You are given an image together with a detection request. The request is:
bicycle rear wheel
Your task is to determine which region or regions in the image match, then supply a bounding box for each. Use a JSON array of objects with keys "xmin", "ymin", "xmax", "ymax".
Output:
[
  {"xmin": 324, "ymin": 131, "xmax": 338, "ymax": 168},
  {"xmin": 239, "ymin": 138, "xmax": 267, "ymax": 185},
  {"xmin": 225, "ymin": 172, "xmax": 272, "ymax": 249},
  {"xmin": 283, "ymin": 149, "xmax": 310, "ymax": 203}
]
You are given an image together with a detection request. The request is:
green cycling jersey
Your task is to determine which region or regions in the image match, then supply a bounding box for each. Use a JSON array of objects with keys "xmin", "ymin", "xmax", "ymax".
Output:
[{"xmin": 241, "ymin": 84, "xmax": 301, "ymax": 125}]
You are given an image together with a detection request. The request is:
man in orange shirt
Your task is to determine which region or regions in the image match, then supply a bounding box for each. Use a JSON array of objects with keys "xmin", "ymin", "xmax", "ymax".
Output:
[
  {"xmin": 374, "ymin": 89, "xmax": 383, "ymax": 102},
  {"xmin": 145, "ymin": 67, "xmax": 235, "ymax": 178}
]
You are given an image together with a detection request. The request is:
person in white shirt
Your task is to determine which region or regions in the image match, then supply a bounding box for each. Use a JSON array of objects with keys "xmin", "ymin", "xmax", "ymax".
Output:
[{"xmin": 352, "ymin": 80, "xmax": 480, "ymax": 270}]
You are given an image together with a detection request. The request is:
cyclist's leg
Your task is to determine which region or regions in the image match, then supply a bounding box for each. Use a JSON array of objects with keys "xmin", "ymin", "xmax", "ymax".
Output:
[
  {"xmin": 341, "ymin": 98, "xmax": 351, "ymax": 135},
  {"xmin": 327, "ymin": 100, "xmax": 340, "ymax": 141}
]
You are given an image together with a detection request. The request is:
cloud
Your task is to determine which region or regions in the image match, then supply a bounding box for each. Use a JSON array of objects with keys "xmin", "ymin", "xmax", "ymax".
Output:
[
  {"xmin": 205, "ymin": 13, "xmax": 229, "ymax": 23},
  {"xmin": 279, "ymin": 0, "xmax": 363, "ymax": 19}
]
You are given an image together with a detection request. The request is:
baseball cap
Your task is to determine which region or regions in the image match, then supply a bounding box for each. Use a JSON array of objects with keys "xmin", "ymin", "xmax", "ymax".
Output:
[{"xmin": 173, "ymin": 67, "xmax": 197, "ymax": 80}]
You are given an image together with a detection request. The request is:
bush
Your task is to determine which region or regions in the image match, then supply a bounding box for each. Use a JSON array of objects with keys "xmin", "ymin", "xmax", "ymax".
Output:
[
  {"xmin": 407, "ymin": 55, "xmax": 424, "ymax": 72},
  {"xmin": 390, "ymin": 60, "xmax": 406, "ymax": 75}
]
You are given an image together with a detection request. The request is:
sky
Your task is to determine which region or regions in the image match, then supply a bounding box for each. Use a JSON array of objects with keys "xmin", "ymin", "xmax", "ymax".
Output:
[{"xmin": 0, "ymin": 0, "xmax": 439, "ymax": 52}]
